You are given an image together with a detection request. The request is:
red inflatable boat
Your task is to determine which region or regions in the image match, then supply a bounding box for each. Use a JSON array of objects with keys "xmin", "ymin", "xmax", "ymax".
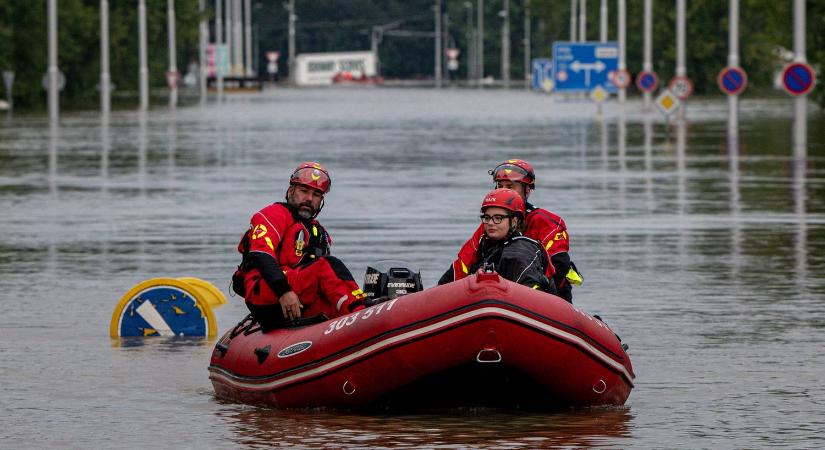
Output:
[{"xmin": 209, "ymin": 272, "xmax": 635, "ymax": 409}]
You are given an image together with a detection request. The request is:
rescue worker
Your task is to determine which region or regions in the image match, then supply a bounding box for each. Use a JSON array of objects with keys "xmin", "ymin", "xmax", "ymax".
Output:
[
  {"xmin": 232, "ymin": 162, "xmax": 366, "ymax": 329},
  {"xmin": 438, "ymin": 159, "xmax": 580, "ymax": 302},
  {"xmin": 440, "ymin": 188, "xmax": 554, "ymax": 292}
]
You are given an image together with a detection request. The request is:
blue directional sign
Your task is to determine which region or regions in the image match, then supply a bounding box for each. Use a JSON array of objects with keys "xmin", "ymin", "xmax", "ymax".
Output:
[
  {"xmin": 552, "ymin": 42, "xmax": 619, "ymax": 93},
  {"xmin": 532, "ymin": 58, "xmax": 553, "ymax": 91}
]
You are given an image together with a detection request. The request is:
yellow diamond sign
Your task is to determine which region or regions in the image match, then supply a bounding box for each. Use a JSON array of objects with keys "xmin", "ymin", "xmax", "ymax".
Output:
[
  {"xmin": 656, "ymin": 89, "xmax": 681, "ymax": 116},
  {"xmin": 590, "ymin": 86, "xmax": 608, "ymax": 103}
]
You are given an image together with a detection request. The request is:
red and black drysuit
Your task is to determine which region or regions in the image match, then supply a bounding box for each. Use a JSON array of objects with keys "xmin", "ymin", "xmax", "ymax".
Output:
[
  {"xmin": 438, "ymin": 202, "xmax": 575, "ymax": 302},
  {"xmin": 234, "ymin": 202, "xmax": 365, "ymax": 329}
]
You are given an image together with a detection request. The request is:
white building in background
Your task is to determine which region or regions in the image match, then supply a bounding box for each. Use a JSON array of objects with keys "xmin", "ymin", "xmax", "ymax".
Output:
[{"xmin": 293, "ymin": 51, "xmax": 377, "ymax": 86}]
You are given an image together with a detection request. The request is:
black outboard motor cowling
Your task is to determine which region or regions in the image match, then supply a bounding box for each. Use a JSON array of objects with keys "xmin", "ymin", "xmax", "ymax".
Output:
[{"xmin": 363, "ymin": 260, "xmax": 423, "ymax": 305}]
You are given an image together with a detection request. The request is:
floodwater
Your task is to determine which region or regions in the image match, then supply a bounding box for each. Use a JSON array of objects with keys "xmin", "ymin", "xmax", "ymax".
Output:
[{"xmin": 1, "ymin": 88, "xmax": 824, "ymax": 449}]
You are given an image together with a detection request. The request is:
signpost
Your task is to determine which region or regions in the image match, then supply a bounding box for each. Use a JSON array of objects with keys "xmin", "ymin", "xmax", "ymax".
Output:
[
  {"xmin": 636, "ymin": 70, "xmax": 658, "ymax": 93},
  {"xmin": 718, "ymin": 66, "xmax": 747, "ymax": 96},
  {"xmin": 552, "ymin": 42, "xmax": 619, "ymax": 93},
  {"xmin": 781, "ymin": 62, "xmax": 816, "ymax": 97},
  {"xmin": 668, "ymin": 75, "xmax": 693, "ymax": 100},
  {"xmin": 590, "ymin": 85, "xmax": 608, "ymax": 115},
  {"xmin": 531, "ymin": 58, "xmax": 552, "ymax": 91},
  {"xmin": 2, "ymin": 71, "xmax": 13, "ymax": 110}
]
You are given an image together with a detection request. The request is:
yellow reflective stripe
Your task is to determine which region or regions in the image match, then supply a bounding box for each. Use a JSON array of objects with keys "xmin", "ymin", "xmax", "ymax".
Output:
[
  {"xmin": 566, "ymin": 267, "xmax": 583, "ymax": 285},
  {"xmin": 532, "ymin": 284, "xmax": 539, "ymax": 290},
  {"xmin": 312, "ymin": 226, "xmax": 318, "ymax": 237},
  {"xmin": 265, "ymin": 236, "xmax": 274, "ymax": 252},
  {"xmin": 545, "ymin": 241, "xmax": 553, "ymax": 250},
  {"xmin": 461, "ymin": 261, "xmax": 469, "ymax": 274}
]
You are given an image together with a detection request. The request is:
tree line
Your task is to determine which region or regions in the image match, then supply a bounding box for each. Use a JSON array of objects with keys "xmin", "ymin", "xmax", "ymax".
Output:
[{"xmin": 0, "ymin": 0, "xmax": 822, "ymax": 110}]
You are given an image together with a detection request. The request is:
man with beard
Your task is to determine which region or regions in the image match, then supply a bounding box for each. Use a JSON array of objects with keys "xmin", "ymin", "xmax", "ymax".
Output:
[{"xmin": 233, "ymin": 162, "xmax": 366, "ymax": 329}]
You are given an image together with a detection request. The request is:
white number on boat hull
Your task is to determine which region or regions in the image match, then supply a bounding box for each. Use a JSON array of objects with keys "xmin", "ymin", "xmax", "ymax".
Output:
[{"xmin": 324, "ymin": 298, "xmax": 398, "ymax": 335}]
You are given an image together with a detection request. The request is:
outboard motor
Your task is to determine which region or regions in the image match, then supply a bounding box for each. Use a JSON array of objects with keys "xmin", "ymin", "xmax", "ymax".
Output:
[{"xmin": 363, "ymin": 260, "xmax": 423, "ymax": 306}]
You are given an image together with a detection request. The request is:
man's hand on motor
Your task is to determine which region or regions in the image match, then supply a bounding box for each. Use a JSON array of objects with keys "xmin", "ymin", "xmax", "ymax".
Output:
[{"xmin": 279, "ymin": 291, "xmax": 303, "ymax": 319}]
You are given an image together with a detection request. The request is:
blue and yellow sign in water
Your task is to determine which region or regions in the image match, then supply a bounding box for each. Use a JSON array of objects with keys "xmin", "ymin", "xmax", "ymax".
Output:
[{"xmin": 110, "ymin": 278, "xmax": 223, "ymax": 338}]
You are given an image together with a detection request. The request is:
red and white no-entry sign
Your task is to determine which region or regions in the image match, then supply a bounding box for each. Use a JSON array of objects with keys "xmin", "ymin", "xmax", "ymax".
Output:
[{"xmin": 668, "ymin": 76, "xmax": 694, "ymax": 100}]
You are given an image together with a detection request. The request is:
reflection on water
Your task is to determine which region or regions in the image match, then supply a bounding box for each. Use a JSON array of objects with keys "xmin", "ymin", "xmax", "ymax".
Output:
[
  {"xmin": 1, "ymin": 90, "xmax": 824, "ymax": 447},
  {"xmin": 220, "ymin": 406, "xmax": 633, "ymax": 449}
]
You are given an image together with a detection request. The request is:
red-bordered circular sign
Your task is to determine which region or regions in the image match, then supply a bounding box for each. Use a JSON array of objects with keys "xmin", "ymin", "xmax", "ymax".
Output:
[
  {"xmin": 612, "ymin": 69, "xmax": 632, "ymax": 89},
  {"xmin": 717, "ymin": 66, "xmax": 748, "ymax": 96},
  {"xmin": 635, "ymin": 70, "xmax": 659, "ymax": 93},
  {"xmin": 668, "ymin": 76, "xmax": 694, "ymax": 100},
  {"xmin": 782, "ymin": 62, "xmax": 816, "ymax": 96}
]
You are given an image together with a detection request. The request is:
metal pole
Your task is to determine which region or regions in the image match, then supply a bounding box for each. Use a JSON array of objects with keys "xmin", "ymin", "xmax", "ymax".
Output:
[
  {"xmin": 168, "ymin": 0, "xmax": 178, "ymax": 108},
  {"xmin": 444, "ymin": 13, "xmax": 450, "ymax": 82},
  {"xmin": 477, "ymin": 0, "xmax": 484, "ymax": 87},
  {"xmin": 618, "ymin": 0, "xmax": 626, "ymax": 103},
  {"xmin": 100, "ymin": 0, "xmax": 111, "ymax": 113},
  {"xmin": 138, "ymin": 0, "xmax": 149, "ymax": 111},
  {"xmin": 501, "ymin": 0, "xmax": 510, "ymax": 88},
  {"xmin": 233, "ymin": 0, "xmax": 243, "ymax": 76},
  {"xmin": 676, "ymin": 0, "xmax": 686, "ymax": 77},
  {"xmin": 244, "ymin": 0, "xmax": 253, "ymax": 77},
  {"xmin": 643, "ymin": 0, "xmax": 652, "ymax": 108},
  {"xmin": 465, "ymin": 2, "xmax": 474, "ymax": 83},
  {"xmin": 570, "ymin": 0, "xmax": 577, "ymax": 42},
  {"xmin": 600, "ymin": 0, "xmax": 607, "ymax": 42},
  {"xmin": 579, "ymin": 0, "xmax": 586, "ymax": 42},
  {"xmin": 435, "ymin": 0, "xmax": 443, "ymax": 88},
  {"xmin": 225, "ymin": 0, "xmax": 232, "ymax": 76},
  {"xmin": 198, "ymin": 0, "xmax": 208, "ymax": 102},
  {"xmin": 216, "ymin": 0, "xmax": 224, "ymax": 100},
  {"xmin": 288, "ymin": 0, "xmax": 296, "ymax": 84},
  {"xmin": 48, "ymin": 0, "xmax": 59, "ymax": 121},
  {"xmin": 524, "ymin": 0, "xmax": 531, "ymax": 90},
  {"xmin": 793, "ymin": 0, "xmax": 806, "ymax": 159},
  {"xmin": 727, "ymin": 0, "xmax": 739, "ymax": 139}
]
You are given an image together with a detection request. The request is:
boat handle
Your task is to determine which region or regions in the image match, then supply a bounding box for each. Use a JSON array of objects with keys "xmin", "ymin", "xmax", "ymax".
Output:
[
  {"xmin": 476, "ymin": 348, "xmax": 502, "ymax": 363},
  {"xmin": 342, "ymin": 380, "xmax": 356, "ymax": 396}
]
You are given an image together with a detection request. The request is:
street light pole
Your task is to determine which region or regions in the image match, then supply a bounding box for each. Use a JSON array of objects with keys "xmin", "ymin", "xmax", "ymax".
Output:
[
  {"xmin": 216, "ymin": 0, "xmax": 224, "ymax": 100},
  {"xmin": 501, "ymin": 0, "xmax": 510, "ymax": 88},
  {"xmin": 618, "ymin": 0, "xmax": 626, "ymax": 103},
  {"xmin": 570, "ymin": 0, "xmax": 577, "ymax": 42},
  {"xmin": 198, "ymin": 0, "xmax": 208, "ymax": 102},
  {"xmin": 288, "ymin": 0, "xmax": 296, "ymax": 84},
  {"xmin": 477, "ymin": 0, "xmax": 484, "ymax": 87},
  {"xmin": 244, "ymin": 0, "xmax": 253, "ymax": 77},
  {"xmin": 524, "ymin": 0, "xmax": 531, "ymax": 90},
  {"xmin": 435, "ymin": 0, "xmax": 443, "ymax": 88},
  {"xmin": 168, "ymin": 0, "xmax": 178, "ymax": 108},
  {"xmin": 138, "ymin": 0, "xmax": 149, "ymax": 111},
  {"xmin": 579, "ymin": 0, "xmax": 586, "ymax": 42},
  {"xmin": 100, "ymin": 0, "xmax": 111, "ymax": 113},
  {"xmin": 600, "ymin": 0, "xmax": 607, "ymax": 42},
  {"xmin": 48, "ymin": 0, "xmax": 59, "ymax": 121}
]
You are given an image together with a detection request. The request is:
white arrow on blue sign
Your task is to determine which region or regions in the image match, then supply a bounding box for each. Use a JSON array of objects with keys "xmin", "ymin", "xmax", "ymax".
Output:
[{"xmin": 552, "ymin": 42, "xmax": 619, "ymax": 93}]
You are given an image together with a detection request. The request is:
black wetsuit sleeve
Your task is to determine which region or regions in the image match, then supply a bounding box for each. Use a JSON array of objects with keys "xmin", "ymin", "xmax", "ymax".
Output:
[
  {"xmin": 498, "ymin": 239, "xmax": 552, "ymax": 292},
  {"xmin": 247, "ymin": 251, "xmax": 292, "ymax": 298},
  {"xmin": 438, "ymin": 266, "xmax": 454, "ymax": 285},
  {"xmin": 551, "ymin": 251, "xmax": 571, "ymax": 285}
]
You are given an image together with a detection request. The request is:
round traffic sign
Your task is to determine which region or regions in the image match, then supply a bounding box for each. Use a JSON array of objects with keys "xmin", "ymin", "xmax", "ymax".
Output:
[
  {"xmin": 668, "ymin": 76, "xmax": 694, "ymax": 100},
  {"xmin": 717, "ymin": 66, "xmax": 748, "ymax": 96},
  {"xmin": 635, "ymin": 70, "xmax": 659, "ymax": 93},
  {"xmin": 781, "ymin": 62, "xmax": 816, "ymax": 96},
  {"xmin": 612, "ymin": 69, "xmax": 631, "ymax": 89}
]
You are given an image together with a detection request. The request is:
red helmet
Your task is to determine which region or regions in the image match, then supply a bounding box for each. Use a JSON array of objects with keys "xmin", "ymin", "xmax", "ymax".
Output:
[
  {"xmin": 289, "ymin": 162, "xmax": 331, "ymax": 194},
  {"xmin": 489, "ymin": 159, "xmax": 535, "ymax": 189},
  {"xmin": 481, "ymin": 188, "xmax": 526, "ymax": 217}
]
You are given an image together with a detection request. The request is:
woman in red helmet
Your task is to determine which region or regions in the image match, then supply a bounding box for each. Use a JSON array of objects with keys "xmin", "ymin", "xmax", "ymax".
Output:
[
  {"xmin": 439, "ymin": 159, "xmax": 578, "ymax": 302},
  {"xmin": 232, "ymin": 162, "xmax": 366, "ymax": 330},
  {"xmin": 439, "ymin": 188, "xmax": 555, "ymax": 293}
]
